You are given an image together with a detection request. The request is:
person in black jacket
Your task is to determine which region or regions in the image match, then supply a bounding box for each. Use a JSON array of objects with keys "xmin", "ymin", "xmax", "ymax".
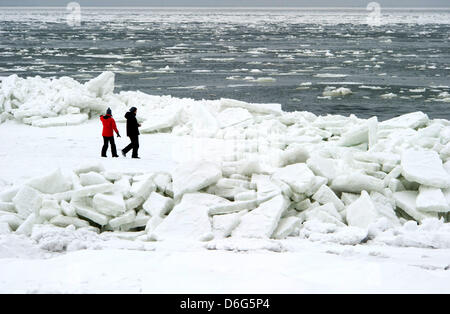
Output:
[{"xmin": 121, "ymin": 107, "xmax": 141, "ymax": 159}]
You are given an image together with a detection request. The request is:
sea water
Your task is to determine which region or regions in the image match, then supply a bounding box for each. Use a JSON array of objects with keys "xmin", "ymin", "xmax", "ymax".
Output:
[{"xmin": 0, "ymin": 6, "xmax": 449, "ymax": 120}]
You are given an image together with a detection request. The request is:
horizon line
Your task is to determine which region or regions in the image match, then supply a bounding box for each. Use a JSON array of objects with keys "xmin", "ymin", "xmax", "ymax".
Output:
[{"xmin": 1, "ymin": 5, "xmax": 450, "ymax": 8}]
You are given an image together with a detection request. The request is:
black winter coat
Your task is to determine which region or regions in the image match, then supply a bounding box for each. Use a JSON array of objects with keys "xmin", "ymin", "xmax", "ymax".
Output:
[{"xmin": 125, "ymin": 111, "xmax": 140, "ymax": 137}]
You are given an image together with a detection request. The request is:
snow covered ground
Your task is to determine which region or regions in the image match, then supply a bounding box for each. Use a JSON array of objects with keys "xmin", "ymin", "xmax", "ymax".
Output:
[
  {"xmin": 0, "ymin": 120, "xmax": 449, "ymax": 293},
  {"xmin": 1, "ymin": 239, "xmax": 449, "ymax": 294}
]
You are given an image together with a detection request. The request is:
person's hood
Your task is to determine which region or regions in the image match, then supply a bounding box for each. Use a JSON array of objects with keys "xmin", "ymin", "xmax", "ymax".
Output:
[
  {"xmin": 124, "ymin": 111, "xmax": 134, "ymax": 119},
  {"xmin": 101, "ymin": 114, "xmax": 111, "ymax": 120}
]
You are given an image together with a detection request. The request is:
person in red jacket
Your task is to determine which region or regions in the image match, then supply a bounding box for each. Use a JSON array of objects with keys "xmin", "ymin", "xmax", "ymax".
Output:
[{"xmin": 100, "ymin": 107, "xmax": 121, "ymax": 157}]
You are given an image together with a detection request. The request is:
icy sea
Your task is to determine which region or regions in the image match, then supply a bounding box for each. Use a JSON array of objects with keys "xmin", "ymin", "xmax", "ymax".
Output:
[{"xmin": 1, "ymin": 7, "xmax": 449, "ymax": 120}]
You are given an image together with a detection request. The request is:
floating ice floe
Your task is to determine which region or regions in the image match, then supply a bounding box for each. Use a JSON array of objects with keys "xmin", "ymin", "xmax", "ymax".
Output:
[{"xmin": 322, "ymin": 86, "xmax": 352, "ymax": 97}]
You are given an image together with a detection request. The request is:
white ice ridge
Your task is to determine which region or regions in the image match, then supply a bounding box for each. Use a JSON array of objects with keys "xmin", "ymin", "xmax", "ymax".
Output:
[{"xmin": 1, "ymin": 72, "xmax": 450, "ymax": 248}]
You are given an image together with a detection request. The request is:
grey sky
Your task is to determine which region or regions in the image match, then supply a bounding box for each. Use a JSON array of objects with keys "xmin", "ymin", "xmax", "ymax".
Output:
[{"xmin": 1, "ymin": 0, "xmax": 449, "ymax": 7}]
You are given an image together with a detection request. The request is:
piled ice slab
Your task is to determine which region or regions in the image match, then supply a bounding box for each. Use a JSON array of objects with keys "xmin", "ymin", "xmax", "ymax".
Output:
[
  {"xmin": 1, "ymin": 150, "xmax": 448, "ymax": 245},
  {"xmin": 0, "ymin": 72, "xmax": 122, "ymax": 126},
  {"xmin": 2, "ymin": 72, "xmax": 450, "ymax": 246}
]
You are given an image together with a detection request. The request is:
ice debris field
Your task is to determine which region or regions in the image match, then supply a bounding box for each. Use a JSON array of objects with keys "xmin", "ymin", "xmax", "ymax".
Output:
[{"xmin": 1, "ymin": 71, "xmax": 450, "ymax": 250}]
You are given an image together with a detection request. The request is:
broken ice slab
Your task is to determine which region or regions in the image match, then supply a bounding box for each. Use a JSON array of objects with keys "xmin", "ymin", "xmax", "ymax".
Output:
[
  {"xmin": 208, "ymin": 199, "xmax": 256, "ymax": 216},
  {"xmin": 12, "ymin": 185, "xmax": 42, "ymax": 218},
  {"xmin": 74, "ymin": 162, "xmax": 105, "ymax": 175},
  {"xmin": 31, "ymin": 113, "xmax": 88, "ymax": 128},
  {"xmin": 93, "ymin": 193, "xmax": 126, "ymax": 217},
  {"xmin": 416, "ymin": 186, "xmax": 450, "ymax": 213},
  {"xmin": 393, "ymin": 191, "xmax": 438, "ymax": 222},
  {"xmin": 108, "ymin": 210, "xmax": 136, "ymax": 229},
  {"xmin": 79, "ymin": 172, "xmax": 108, "ymax": 186},
  {"xmin": 130, "ymin": 176, "xmax": 156, "ymax": 200},
  {"xmin": 346, "ymin": 191, "xmax": 379, "ymax": 229},
  {"xmin": 142, "ymin": 191, "xmax": 174, "ymax": 217},
  {"xmin": 330, "ymin": 173, "xmax": 384, "ymax": 194},
  {"xmin": 50, "ymin": 215, "xmax": 90, "ymax": 228},
  {"xmin": 379, "ymin": 111, "xmax": 429, "ymax": 130},
  {"xmin": 272, "ymin": 216, "xmax": 301, "ymax": 239},
  {"xmin": 231, "ymin": 194, "xmax": 289, "ymax": 239},
  {"xmin": 312, "ymin": 185, "xmax": 345, "ymax": 211},
  {"xmin": 401, "ymin": 149, "xmax": 450, "ymax": 188},
  {"xmin": 72, "ymin": 200, "xmax": 111, "ymax": 226},
  {"xmin": 172, "ymin": 161, "xmax": 222, "ymax": 199},
  {"xmin": 212, "ymin": 210, "xmax": 247, "ymax": 239},
  {"xmin": 25, "ymin": 168, "xmax": 72, "ymax": 194},
  {"xmin": 272, "ymin": 163, "xmax": 316, "ymax": 194},
  {"xmin": 152, "ymin": 193, "xmax": 228, "ymax": 241},
  {"xmin": 72, "ymin": 182, "xmax": 116, "ymax": 198}
]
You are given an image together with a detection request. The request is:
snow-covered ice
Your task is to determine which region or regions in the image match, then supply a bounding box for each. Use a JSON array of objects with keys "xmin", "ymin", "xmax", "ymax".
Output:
[{"xmin": 1, "ymin": 72, "xmax": 450, "ymax": 293}]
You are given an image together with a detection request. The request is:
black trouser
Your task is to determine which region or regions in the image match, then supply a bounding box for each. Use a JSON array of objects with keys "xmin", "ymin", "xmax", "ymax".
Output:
[
  {"xmin": 123, "ymin": 135, "xmax": 139, "ymax": 158},
  {"xmin": 101, "ymin": 136, "xmax": 118, "ymax": 157}
]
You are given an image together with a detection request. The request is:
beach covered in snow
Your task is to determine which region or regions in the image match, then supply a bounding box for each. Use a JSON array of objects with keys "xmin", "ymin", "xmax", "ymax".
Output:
[{"xmin": 0, "ymin": 71, "xmax": 450, "ymax": 292}]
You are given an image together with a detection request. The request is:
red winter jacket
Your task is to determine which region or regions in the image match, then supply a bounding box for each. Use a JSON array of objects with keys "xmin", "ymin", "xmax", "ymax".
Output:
[{"xmin": 100, "ymin": 114, "xmax": 119, "ymax": 137}]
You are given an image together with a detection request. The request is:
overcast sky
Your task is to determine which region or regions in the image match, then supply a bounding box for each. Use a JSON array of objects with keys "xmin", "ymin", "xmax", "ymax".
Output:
[{"xmin": 1, "ymin": 0, "xmax": 449, "ymax": 7}]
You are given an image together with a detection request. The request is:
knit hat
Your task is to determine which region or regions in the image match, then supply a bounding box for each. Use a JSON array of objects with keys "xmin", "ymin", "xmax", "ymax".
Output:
[
  {"xmin": 106, "ymin": 107, "xmax": 112, "ymax": 115},
  {"xmin": 129, "ymin": 107, "xmax": 137, "ymax": 113}
]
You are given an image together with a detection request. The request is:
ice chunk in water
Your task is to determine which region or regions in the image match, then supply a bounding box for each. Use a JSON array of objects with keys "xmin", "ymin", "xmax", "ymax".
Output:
[{"xmin": 220, "ymin": 98, "xmax": 282, "ymax": 115}]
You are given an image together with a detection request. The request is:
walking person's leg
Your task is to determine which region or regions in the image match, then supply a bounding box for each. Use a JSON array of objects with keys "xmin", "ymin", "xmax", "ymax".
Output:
[
  {"xmin": 132, "ymin": 135, "xmax": 140, "ymax": 158},
  {"xmin": 110, "ymin": 137, "xmax": 118, "ymax": 157},
  {"xmin": 122, "ymin": 137, "xmax": 133, "ymax": 157},
  {"xmin": 101, "ymin": 136, "xmax": 109, "ymax": 157}
]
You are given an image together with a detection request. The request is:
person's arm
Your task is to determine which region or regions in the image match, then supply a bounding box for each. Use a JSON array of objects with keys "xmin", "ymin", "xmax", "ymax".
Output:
[
  {"xmin": 112, "ymin": 119, "xmax": 120, "ymax": 137},
  {"xmin": 134, "ymin": 116, "xmax": 141, "ymax": 127}
]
